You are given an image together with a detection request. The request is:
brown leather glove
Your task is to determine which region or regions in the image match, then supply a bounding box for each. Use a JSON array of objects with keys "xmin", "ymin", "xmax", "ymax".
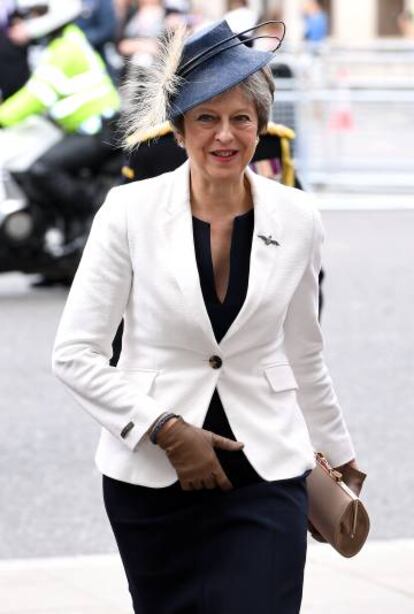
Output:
[
  {"xmin": 335, "ymin": 463, "xmax": 367, "ymax": 497},
  {"xmin": 156, "ymin": 417, "xmax": 244, "ymax": 491}
]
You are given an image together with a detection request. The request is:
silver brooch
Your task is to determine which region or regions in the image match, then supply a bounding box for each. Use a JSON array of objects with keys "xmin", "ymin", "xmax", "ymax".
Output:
[{"xmin": 257, "ymin": 234, "xmax": 280, "ymax": 246}]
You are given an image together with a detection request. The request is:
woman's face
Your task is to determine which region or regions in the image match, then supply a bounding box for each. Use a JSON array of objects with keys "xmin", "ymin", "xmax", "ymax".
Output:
[{"xmin": 180, "ymin": 86, "xmax": 259, "ymax": 185}]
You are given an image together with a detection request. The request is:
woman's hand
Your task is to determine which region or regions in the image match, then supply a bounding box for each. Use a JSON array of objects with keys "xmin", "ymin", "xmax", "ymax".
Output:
[
  {"xmin": 156, "ymin": 417, "xmax": 244, "ymax": 491},
  {"xmin": 335, "ymin": 459, "xmax": 367, "ymax": 497}
]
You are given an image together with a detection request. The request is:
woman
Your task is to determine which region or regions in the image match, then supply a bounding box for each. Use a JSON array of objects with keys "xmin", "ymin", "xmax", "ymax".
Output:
[{"xmin": 52, "ymin": 19, "xmax": 364, "ymax": 614}]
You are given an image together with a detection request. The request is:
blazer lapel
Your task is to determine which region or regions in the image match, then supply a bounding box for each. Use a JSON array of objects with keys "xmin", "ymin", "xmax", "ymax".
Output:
[
  {"xmin": 164, "ymin": 162, "xmax": 220, "ymax": 348},
  {"xmin": 163, "ymin": 162, "xmax": 282, "ymax": 349},
  {"xmin": 219, "ymin": 167, "xmax": 283, "ymax": 348}
]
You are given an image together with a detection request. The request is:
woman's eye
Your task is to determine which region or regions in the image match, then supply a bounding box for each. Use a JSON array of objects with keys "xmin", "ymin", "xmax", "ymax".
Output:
[
  {"xmin": 234, "ymin": 115, "xmax": 251, "ymax": 123},
  {"xmin": 197, "ymin": 114, "xmax": 215, "ymax": 122}
]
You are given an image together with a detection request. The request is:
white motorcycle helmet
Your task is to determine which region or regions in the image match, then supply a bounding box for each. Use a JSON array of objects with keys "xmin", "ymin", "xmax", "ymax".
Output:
[{"xmin": 15, "ymin": 0, "xmax": 82, "ymax": 39}]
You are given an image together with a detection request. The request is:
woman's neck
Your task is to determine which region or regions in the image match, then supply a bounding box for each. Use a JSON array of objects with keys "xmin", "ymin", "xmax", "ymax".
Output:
[{"xmin": 189, "ymin": 170, "xmax": 253, "ymax": 222}]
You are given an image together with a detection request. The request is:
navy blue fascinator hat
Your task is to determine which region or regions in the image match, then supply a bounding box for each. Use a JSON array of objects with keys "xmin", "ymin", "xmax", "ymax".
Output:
[
  {"xmin": 124, "ymin": 19, "xmax": 285, "ymax": 146},
  {"xmin": 168, "ymin": 19, "xmax": 285, "ymax": 119}
]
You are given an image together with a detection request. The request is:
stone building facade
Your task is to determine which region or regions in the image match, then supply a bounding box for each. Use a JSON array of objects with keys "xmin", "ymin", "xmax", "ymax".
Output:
[{"xmin": 193, "ymin": 0, "xmax": 413, "ymax": 43}]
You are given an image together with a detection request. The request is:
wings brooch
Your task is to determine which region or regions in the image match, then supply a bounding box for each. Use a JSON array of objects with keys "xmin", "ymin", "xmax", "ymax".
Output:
[{"xmin": 257, "ymin": 234, "xmax": 280, "ymax": 246}]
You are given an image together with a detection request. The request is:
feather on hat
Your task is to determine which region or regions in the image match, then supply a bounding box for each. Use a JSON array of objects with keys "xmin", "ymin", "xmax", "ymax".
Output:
[{"xmin": 122, "ymin": 25, "xmax": 187, "ymax": 148}]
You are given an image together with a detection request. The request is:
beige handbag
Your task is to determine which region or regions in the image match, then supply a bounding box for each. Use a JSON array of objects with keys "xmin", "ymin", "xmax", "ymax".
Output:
[{"xmin": 307, "ymin": 453, "xmax": 370, "ymax": 558}]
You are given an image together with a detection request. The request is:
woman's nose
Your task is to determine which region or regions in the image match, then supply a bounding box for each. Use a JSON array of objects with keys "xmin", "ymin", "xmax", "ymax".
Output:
[{"xmin": 215, "ymin": 120, "xmax": 234, "ymax": 143}]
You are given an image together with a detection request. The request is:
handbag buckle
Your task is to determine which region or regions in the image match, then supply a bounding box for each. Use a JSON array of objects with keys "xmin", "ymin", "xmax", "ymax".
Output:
[{"xmin": 315, "ymin": 452, "xmax": 342, "ymax": 481}]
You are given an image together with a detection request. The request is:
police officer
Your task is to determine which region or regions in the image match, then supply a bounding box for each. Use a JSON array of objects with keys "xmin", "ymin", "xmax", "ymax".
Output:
[{"xmin": 0, "ymin": 0, "xmax": 120, "ymax": 225}]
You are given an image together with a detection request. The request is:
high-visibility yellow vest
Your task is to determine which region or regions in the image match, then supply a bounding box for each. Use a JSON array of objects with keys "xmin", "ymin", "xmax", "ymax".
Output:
[{"xmin": 0, "ymin": 24, "xmax": 120, "ymax": 134}]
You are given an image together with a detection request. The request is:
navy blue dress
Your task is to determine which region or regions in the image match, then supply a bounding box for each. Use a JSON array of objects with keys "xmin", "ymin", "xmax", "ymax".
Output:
[
  {"xmin": 103, "ymin": 208, "xmax": 309, "ymax": 614},
  {"xmin": 193, "ymin": 208, "xmax": 263, "ymax": 488}
]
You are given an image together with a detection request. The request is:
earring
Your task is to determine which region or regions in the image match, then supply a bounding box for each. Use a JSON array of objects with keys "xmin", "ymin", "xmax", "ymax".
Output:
[{"xmin": 178, "ymin": 141, "xmax": 185, "ymax": 149}]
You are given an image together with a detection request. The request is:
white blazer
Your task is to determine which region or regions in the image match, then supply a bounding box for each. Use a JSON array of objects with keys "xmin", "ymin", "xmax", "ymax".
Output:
[{"xmin": 52, "ymin": 161, "xmax": 355, "ymax": 487}]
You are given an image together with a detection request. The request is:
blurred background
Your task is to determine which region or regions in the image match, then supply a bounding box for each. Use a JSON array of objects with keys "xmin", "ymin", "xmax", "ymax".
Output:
[{"xmin": 0, "ymin": 1, "xmax": 413, "ymax": 612}]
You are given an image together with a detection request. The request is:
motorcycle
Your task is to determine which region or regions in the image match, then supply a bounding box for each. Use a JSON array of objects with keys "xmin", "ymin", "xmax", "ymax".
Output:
[{"xmin": 0, "ymin": 116, "xmax": 123, "ymax": 281}]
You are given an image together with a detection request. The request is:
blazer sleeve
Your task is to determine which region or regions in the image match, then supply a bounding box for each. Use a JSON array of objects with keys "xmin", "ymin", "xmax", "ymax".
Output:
[
  {"xmin": 283, "ymin": 206, "xmax": 356, "ymax": 467},
  {"xmin": 51, "ymin": 190, "xmax": 164, "ymax": 451}
]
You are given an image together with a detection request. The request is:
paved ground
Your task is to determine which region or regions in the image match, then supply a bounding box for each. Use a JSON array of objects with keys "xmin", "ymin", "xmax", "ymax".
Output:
[
  {"xmin": 0, "ymin": 540, "xmax": 413, "ymax": 614},
  {"xmin": 0, "ymin": 208, "xmax": 413, "ymax": 560}
]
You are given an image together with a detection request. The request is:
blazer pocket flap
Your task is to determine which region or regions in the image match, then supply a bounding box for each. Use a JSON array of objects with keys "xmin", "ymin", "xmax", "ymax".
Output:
[
  {"xmin": 264, "ymin": 364, "xmax": 298, "ymax": 392},
  {"xmin": 118, "ymin": 368, "xmax": 159, "ymax": 394}
]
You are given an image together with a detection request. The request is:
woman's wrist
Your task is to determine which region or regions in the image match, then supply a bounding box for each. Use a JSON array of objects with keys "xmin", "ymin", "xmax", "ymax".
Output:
[
  {"xmin": 149, "ymin": 412, "xmax": 181, "ymax": 445},
  {"xmin": 159, "ymin": 416, "xmax": 180, "ymax": 434}
]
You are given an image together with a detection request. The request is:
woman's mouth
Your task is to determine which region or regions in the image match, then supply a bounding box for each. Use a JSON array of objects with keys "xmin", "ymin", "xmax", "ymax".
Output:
[{"xmin": 210, "ymin": 150, "xmax": 238, "ymax": 162}]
